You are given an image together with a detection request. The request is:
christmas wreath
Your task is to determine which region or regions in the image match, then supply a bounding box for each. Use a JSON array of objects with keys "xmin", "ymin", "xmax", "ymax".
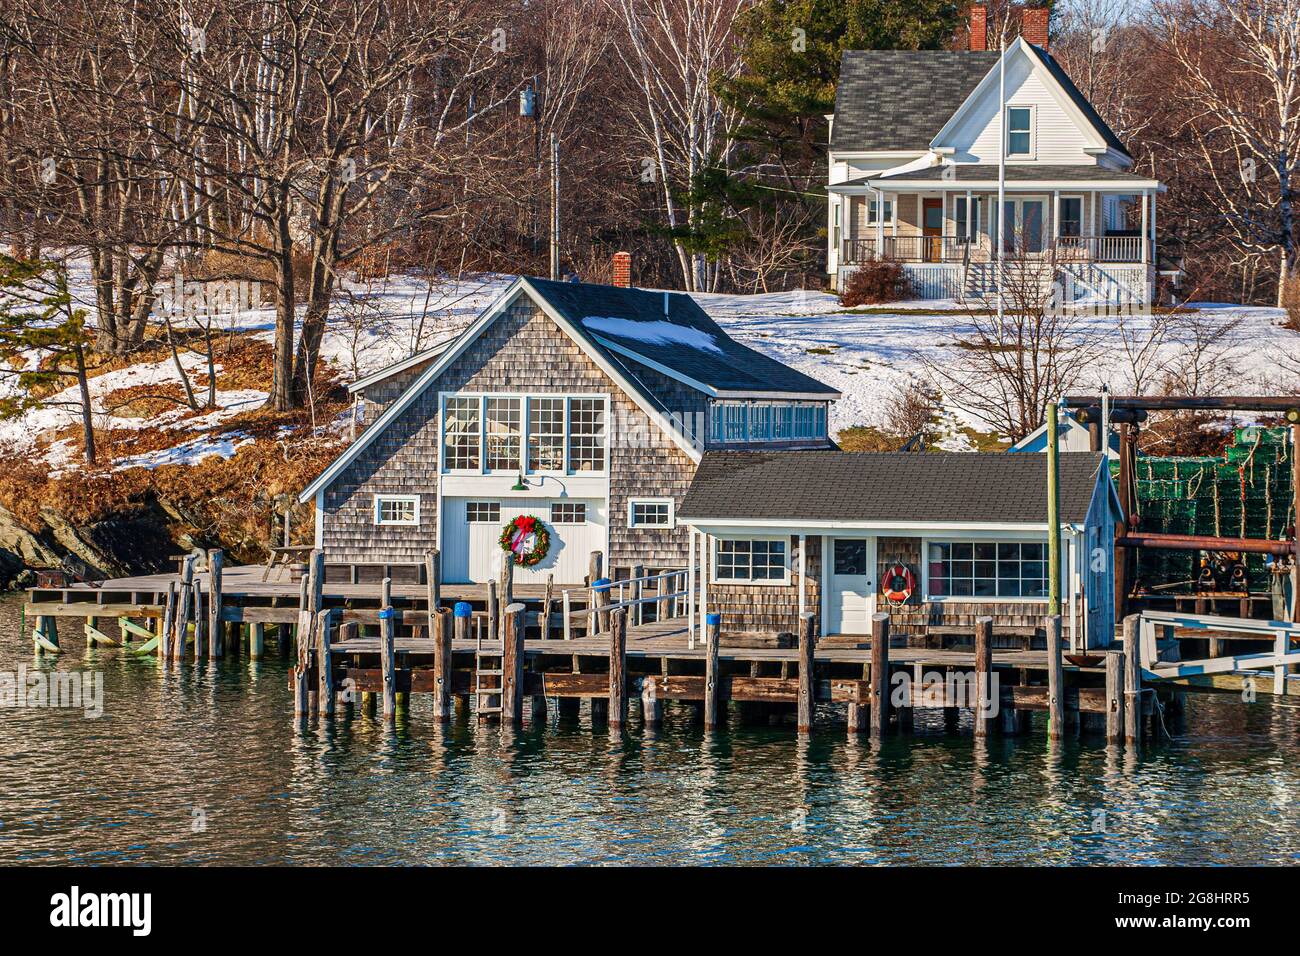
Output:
[{"xmin": 499, "ymin": 514, "xmax": 550, "ymax": 567}]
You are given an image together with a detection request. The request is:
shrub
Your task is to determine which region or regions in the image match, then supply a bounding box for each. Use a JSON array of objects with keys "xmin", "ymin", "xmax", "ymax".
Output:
[{"xmin": 840, "ymin": 259, "xmax": 913, "ymax": 307}]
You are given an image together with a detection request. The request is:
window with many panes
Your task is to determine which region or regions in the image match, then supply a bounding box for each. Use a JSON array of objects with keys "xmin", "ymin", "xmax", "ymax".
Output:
[
  {"xmin": 926, "ymin": 541, "xmax": 1048, "ymax": 598},
  {"xmin": 568, "ymin": 398, "xmax": 606, "ymax": 471},
  {"xmin": 711, "ymin": 401, "xmax": 826, "ymax": 444},
  {"xmin": 955, "ymin": 196, "xmax": 982, "ymax": 242},
  {"xmin": 1059, "ymin": 196, "xmax": 1083, "ymax": 238},
  {"xmin": 1006, "ymin": 107, "xmax": 1033, "ymax": 157},
  {"xmin": 629, "ymin": 499, "xmax": 672, "ymax": 528},
  {"xmin": 714, "ymin": 538, "xmax": 786, "ymax": 583},
  {"xmin": 528, "ymin": 397, "xmax": 565, "ymax": 472},
  {"xmin": 485, "ymin": 398, "xmax": 522, "ymax": 472},
  {"xmin": 466, "ymin": 501, "xmax": 500, "ymax": 523},
  {"xmin": 374, "ymin": 495, "xmax": 419, "ymax": 526},
  {"xmin": 550, "ymin": 502, "xmax": 587, "ymax": 524},
  {"xmin": 444, "ymin": 397, "xmax": 481, "ymax": 470}
]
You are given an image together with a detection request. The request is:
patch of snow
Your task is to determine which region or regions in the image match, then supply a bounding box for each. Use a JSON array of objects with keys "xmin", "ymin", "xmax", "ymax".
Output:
[
  {"xmin": 581, "ymin": 316, "xmax": 723, "ymax": 353},
  {"xmin": 113, "ymin": 432, "xmax": 254, "ymax": 471}
]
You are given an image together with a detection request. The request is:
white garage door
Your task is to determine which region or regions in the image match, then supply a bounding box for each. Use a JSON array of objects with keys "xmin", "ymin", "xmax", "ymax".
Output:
[{"xmin": 442, "ymin": 497, "xmax": 606, "ymax": 585}]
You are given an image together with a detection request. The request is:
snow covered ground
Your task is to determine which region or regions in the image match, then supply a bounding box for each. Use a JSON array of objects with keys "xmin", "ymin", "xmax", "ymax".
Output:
[{"xmin": 2, "ymin": 262, "xmax": 1294, "ymax": 471}]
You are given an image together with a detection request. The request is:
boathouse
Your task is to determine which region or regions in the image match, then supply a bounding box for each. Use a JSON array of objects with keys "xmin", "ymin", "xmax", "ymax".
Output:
[
  {"xmin": 677, "ymin": 450, "xmax": 1121, "ymax": 648},
  {"xmin": 298, "ymin": 275, "xmax": 840, "ymax": 585}
]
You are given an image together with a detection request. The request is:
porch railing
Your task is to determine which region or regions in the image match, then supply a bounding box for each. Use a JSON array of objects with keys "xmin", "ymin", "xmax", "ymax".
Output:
[{"xmin": 843, "ymin": 234, "xmax": 1151, "ymax": 266}]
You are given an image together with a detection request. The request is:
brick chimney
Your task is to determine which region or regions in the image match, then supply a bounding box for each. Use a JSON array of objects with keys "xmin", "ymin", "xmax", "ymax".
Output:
[
  {"xmin": 968, "ymin": 2, "xmax": 988, "ymax": 52},
  {"xmin": 1021, "ymin": 4, "xmax": 1050, "ymax": 50},
  {"xmin": 612, "ymin": 251, "xmax": 632, "ymax": 288}
]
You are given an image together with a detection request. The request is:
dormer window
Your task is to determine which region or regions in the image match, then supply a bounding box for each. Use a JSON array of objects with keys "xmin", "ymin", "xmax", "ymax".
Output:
[{"xmin": 1006, "ymin": 106, "xmax": 1034, "ymax": 158}]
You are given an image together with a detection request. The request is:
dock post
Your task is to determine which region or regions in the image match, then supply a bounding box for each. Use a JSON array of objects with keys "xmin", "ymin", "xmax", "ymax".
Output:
[
  {"xmin": 1047, "ymin": 614, "xmax": 1064, "ymax": 739},
  {"xmin": 501, "ymin": 602, "xmax": 526, "ymax": 724},
  {"xmin": 487, "ymin": 580, "xmax": 499, "ymax": 642},
  {"xmin": 869, "ymin": 613, "xmax": 891, "ymax": 736},
  {"xmin": 380, "ymin": 591, "xmax": 397, "ymax": 723},
  {"xmin": 173, "ymin": 554, "xmax": 195, "ymax": 663},
  {"xmin": 33, "ymin": 615, "xmax": 59, "ymax": 655},
  {"xmin": 250, "ymin": 623, "xmax": 265, "ymax": 660},
  {"xmin": 453, "ymin": 602, "xmax": 472, "ymax": 716},
  {"xmin": 642, "ymin": 675, "xmax": 662, "ymax": 728},
  {"xmin": 498, "ymin": 560, "xmax": 514, "ymax": 640},
  {"xmin": 293, "ymin": 600, "xmax": 311, "ymax": 720},
  {"xmin": 609, "ymin": 609, "xmax": 628, "ymax": 729},
  {"xmin": 317, "ymin": 609, "xmax": 334, "ymax": 717},
  {"xmin": 542, "ymin": 574, "xmax": 554, "ymax": 639},
  {"xmin": 207, "ymin": 549, "xmax": 224, "ymax": 658},
  {"xmin": 797, "ymin": 612, "xmax": 815, "ymax": 733},
  {"xmin": 336, "ymin": 621, "xmax": 358, "ymax": 709},
  {"xmin": 848, "ymin": 659, "xmax": 870, "ymax": 736},
  {"xmin": 1122, "ymin": 615, "xmax": 1142, "ymax": 748},
  {"xmin": 631, "ymin": 565, "xmax": 643, "ymax": 626},
  {"xmin": 428, "ymin": 606, "xmax": 451, "ymax": 720},
  {"xmin": 974, "ymin": 616, "xmax": 994, "ymax": 738},
  {"xmin": 1106, "ymin": 649, "xmax": 1125, "ymax": 745},
  {"xmin": 425, "ymin": 548, "xmax": 441, "ymax": 614},
  {"xmin": 704, "ymin": 612, "xmax": 721, "ymax": 729},
  {"xmin": 192, "ymin": 581, "xmax": 206, "ymax": 661},
  {"xmin": 593, "ymin": 577, "xmax": 612, "ymax": 635},
  {"xmin": 160, "ymin": 582, "xmax": 176, "ymax": 662}
]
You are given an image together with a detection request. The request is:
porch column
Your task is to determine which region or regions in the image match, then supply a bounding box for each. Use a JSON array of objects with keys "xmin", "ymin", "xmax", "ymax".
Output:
[
  {"xmin": 797, "ymin": 533, "xmax": 807, "ymax": 619},
  {"xmin": 1140, "ymin": 191, "xmax": 1149, "ymax": 269},
  {"xmin": 874, "ymin": 188, "xmax": 885, "ymax": 255},
  {"xmin": 1151, "ymin": 191, "xmax": 1158, "ymax": 264},
  {"xmin": 1052, "ymin": 190, "xmax": 1060, "ymax": 242},
  {"xmin": 965, "ymin": 189, "xmax": 973, "ymax": 241}
]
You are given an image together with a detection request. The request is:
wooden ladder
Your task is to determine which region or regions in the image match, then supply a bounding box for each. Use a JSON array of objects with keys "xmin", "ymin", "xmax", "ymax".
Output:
[{"xmin": 474, "ymin": 631, "xmax": 503, "ymax": 717}]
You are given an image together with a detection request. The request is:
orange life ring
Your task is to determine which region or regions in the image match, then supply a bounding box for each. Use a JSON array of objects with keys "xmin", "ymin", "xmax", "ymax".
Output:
[{"xmin": 882, "ymin": 563, "xmax": 916, "ymax": 604}]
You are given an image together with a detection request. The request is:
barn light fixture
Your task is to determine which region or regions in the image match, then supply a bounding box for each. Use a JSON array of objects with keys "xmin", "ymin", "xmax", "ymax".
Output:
[{"xmin": 511, "ymin": 473, "xmax": 528, "ymax": 491}]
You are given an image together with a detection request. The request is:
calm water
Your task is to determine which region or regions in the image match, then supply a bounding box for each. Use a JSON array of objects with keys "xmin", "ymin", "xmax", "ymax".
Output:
[{"xmin": 2, "ymin": 595, "xmax": 1298, "ymax": 866}]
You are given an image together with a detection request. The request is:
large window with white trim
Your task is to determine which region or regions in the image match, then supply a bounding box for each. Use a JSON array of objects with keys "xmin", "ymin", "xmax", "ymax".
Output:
[
  {"xmin": 714, "ymin": 538, "xmax": 787, "ymax": 583},
  {"xmin": 709, "ymin": 401, "xmax": 827, "ymax": 445},
  {"xmin": 441, "ymin": 394, "xmax": 608, "ymax": 475},
  {"xmin": 926, "ymin": 541, "xmax": 1048, "ymax": 599}
]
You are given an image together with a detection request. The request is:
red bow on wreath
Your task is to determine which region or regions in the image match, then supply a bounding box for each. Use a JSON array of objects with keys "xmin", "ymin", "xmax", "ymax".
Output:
[{"xmin": 510, "ymin": 515, "xmax": 536, "ymax": 553}]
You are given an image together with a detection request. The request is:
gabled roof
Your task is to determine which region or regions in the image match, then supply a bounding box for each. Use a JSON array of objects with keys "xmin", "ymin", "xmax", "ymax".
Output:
[
  {"xmin": 831, "ymin": 50, "xmax": 999, "ymax": 152},
  {"xmin": 300, "ymin": 278, "xmax": 836, "ymax": 503},
  {"xmin": 678, "ymin": 451, "xmax": 1111, "ymax": 526},
  {"xmin": 830, "ymin": 41, "xmax": 1131, "ymax": 162},
  {"xmin": 347, "ymin": 340, "xmax": 453, "ymax": 394}
]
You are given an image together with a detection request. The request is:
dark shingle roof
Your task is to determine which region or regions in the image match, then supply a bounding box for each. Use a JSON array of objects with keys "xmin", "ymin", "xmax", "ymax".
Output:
[
  {"xmin": 678, "ymin": 451, "xmax": 1108, "ymax": 524},
  {"xmin": 831, "ymin": 50, "xmax": 999, "ymax": 152},
  {"xmin": 865, "ymin": 164, "xmax": 1151, "ymax": 184},
  {"xmin": 526, "ymin": 278, "xmax": 837, "ymax": 397}
]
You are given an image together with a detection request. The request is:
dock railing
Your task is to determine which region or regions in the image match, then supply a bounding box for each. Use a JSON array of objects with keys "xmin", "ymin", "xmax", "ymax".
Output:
[
  {"xmin": 1137, "ymin": 609, "xmax": 1300, "ymax": 696},
  {"xmin": 558, "ymin": 568, "xmax": 693, "ymax": 641}
]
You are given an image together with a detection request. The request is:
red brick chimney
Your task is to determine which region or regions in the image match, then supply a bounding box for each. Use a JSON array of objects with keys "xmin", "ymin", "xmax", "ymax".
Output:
[
  {"xmin": 1021, "ymin": 4, "xmax": 1050, "ymax": 50},
  {"xmin": 612, "ymin": 251, "xmax": 632, "ymax": 288},
  {"xmin": 968, "ymin": 3, "xmax": 988, "ymax": 52}
]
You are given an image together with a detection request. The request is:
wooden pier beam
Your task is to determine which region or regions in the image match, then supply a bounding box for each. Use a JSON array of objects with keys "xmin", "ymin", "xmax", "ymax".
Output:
[
  {"xmin": 207, "ymin": 549, "xmax": 224, "ymax": 658},
  {"xmin": 1105, "ymin": 649, "xmax": 1125, "ymax": 745},
  {"xmin": 541, "ymin": 574, "xmax": 554, "ymax": 639},
  {"xmin": 797, "ymin": 612, "xmax": 815, "ymax": 733},
  {"xmin": 594, "ymin": 577, "xmax": 612, "ymax": 635},
  {"xmin": 1122, "ymin": 615, "xmax": 1142, "ymax": 748},
  {"xmin": 870, "ymin": 612, "xmax": 891, "ymax": 737},
  {"xmin": 487, "ymin": 580, "xmax": 499, "ymax": 641},
  {"xmin": 609, "ymin": 609, "xmax": 628, "ymax": 729},
  {"xmin": 974, "ymin": 616, "xmax": 994, "ymax": 738},
  {"xmin": 192, "ymin": 580, "xmax": 205, "ymax": 661},
  {"xmin": 704, "ymin": 613, "xmax": 721, "ymax": 729},
  {"xmin": 501, "ymin": 602, "xmax": 526, "ymax": 724},
  {"xmin": 1047, "ymin": 614, "xmax": 1064, "ymax": 738},
  {"xmin": 433, "ymin": 607, "xmax": 453, "ymax": 721},
  {"xmin": 498, "ymin": 559, "xmax": 514, "ymax": 639}
]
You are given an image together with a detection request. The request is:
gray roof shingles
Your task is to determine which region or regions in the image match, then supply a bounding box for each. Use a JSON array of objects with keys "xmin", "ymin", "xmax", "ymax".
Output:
[
  {"xmin": 527, "ymin": 278, "xmax": 838, "ymax": 397},
  {"xmin": 678, "ymin": 451, "xmax": 1108, "ymax": 524}
]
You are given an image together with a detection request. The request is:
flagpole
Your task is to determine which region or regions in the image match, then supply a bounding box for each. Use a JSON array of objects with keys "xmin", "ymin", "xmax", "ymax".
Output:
[{"xmin": 996, "ymin": 21, "xmax": 1007, "ymax": 336}]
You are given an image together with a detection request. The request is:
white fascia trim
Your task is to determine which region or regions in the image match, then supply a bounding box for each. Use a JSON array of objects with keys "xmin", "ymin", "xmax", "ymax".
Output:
[
  {"xmin": 592, "ymin": 335, "xmax": 718, "ymax": 396},
  {"xmin": 298, "ymin": 278, "xmax": 530, "ymax": 503},
  {"xmin": 347, "ymin": 341, "xmax": 453, "ymax": 394},
  {"xmin": 681, "ymin": 518, "xmax": 1085, "ymax": 533},
  {"xmin": 869, "ymin": 178, "xmax": 1162, "ymax": 191},
  {"xmin": 714, "ymin": 390, "xmax": 841, "ymax": 401}
]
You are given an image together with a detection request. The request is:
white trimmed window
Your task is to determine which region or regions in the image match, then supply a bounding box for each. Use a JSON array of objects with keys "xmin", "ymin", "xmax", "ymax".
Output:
[
  {"xmin": 550, "ymin": 502, "xmax": 587, "ymax": 524},
  {"xmin": 568, "ymin": 398, "xmax": 606, "ymax": 472},
  {"xmin": 374, "ymin": 495, "xmax": 419, "ymax": 526},
  {"xmin": 714, "ymin": 538, "xmax": 787, "ymax": 583},
  {"xmin": 711, "ymin": 401, "xmax": 826, "ymax": 444},
  {"xmin": 1006, "ymin": 106, "xmax": 1034, "ymax": 158},
  {"xmin": 628, "ymin": 499, "xmax": 673, "ymax": 529},
  {"xmin": 485, "ymin": 398, "xmax": 522, "ymax": 472},
  {"xmin": 444, "ymin": 397, "xmax": 480, "ymax": 470},
  {"xmin": 441, "ymin": 393, "xmax": 608, "ymax": 475},
  {"xmin": 926, "ymin": 541, "xmax": 1048, "ymax": 599},
  {"xmin": 466, "ymin": 501, "xmax": 500, "ymax": 523},
  {"xmin": 867, "ymin": 198, "xmax": 894, "ymax": 225},
  {"xmin": 528, "ymin": 397, "xmax": 565, "ymax": 472}
]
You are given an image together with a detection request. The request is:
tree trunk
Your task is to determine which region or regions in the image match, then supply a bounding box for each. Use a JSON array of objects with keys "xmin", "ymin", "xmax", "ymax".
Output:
[
  {"xmin": 269, "ymin": 201, "xmax": 297, "ymax": 411},
  {"xmin": 73, "ymin": 343, "xmax": 96, "ymax": 465}
]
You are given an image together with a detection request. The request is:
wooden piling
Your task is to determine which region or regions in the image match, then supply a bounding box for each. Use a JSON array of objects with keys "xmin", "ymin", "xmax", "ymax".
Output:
[
  {"xmin": 173, "ymin": 555, "xmax": 195, "ymax": 663},
  {"xmin": 380, "ymin": 594, "xmax": 397, "ymax": 723},
  {"xmin": 453, "ymin": 602, "xmax": 472, "ymax": 714},
  {"xmin": 337, "ymin": 621, "xmax": 358, "ymax": 708},
  {"xmin": 433, "ymin": 607, "xmax": 453, "ymax": 720},
  {"xmin": 642, "ymin": 676, "xmax": 662, "ymax": 728},
  {"xmin": 849, "ymin": 660, "xmax": 870, "ymax": 736},
  {"xmin": 1047, "ymin": 614, "xmax": 1064, "ymax": 738},
  {"xmin": 317, "ymin": 609, "xmax": 334, "ymax": 717},
  {"xmin": 33, "ymin": 615, "xmax": 59, "ymax": 655},
  {"xmin": 704, "ymin": 613, "xmax": 721, "ymax": 729},
  {"xmin": 797, "ymin": 612, "xmax": 815, "ymax": 733},
  {"xmin": 192, "ymin": 580, "xmax": 205, "ymax": 661},
  {"xmin": 498, "ymin": 560, "xmax": 514, "ymax": 640},
  {"xmin": 501, "ymin": 602, "xmax": 526, "ymax": 724},
  {"xmin": 870, "ymin": 612, "xmax": 891, "ymax": 737},
  {"xmin": 542, "ymin": 574, "xmax": 554, "ymax": 639},
  {"xmin": 594, "ymin": 577, "xmax": 612, "ymax": 634},
  {"xmin": 1122, "ymin": 615, "xmax": 1142, "ymax": 748},
  {"xmin": 487, "ymin": 580, "xmax": 499, "ymax": 640},
  {"xmin": 292, "ymin": 598, "xmax": 311, "ymax": 720},
  {"xmin": 609, "ymin": 609, "xmax": 628, "ymax": 729},
  {"xmin": 1105, "ymin": 650, "xmax": 1125, "ymax": 745},
  {"xmin": 250, "ymin": 622, "xmax": 265, "ymax": 660},
  {"xmin": 973, "ymin": 616, "xmax": 994, "ymax": 738},
  {"xmin": 160, "ymin": 582, "xmax": 176, "ymax": 661},
  {"xmin": 631, "ymin": 565, "xmax": 643, "ymax": 626},
  {"xmin": 425, "ymin": 548, "xmax": 441, "ymax": 613},
  {"xmin": 207, "ymin": 549, "xmax": 224, "ymax": 658}
]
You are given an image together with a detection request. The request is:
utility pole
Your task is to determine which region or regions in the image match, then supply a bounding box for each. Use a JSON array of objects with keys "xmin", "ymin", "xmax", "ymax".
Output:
[
  {"xmin": 549, "ymin": 133, "xmax": 560, "ymax": 281},
  {"xmin": 1047, "ymin": 402, "xmax": 1062, "ymax": 619}
]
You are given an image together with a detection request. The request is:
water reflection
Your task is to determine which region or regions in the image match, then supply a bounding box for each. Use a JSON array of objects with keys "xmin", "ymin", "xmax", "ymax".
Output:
[{"xmin": 2, "ymin": 596, "xmax": 1300, "ymax": 864}]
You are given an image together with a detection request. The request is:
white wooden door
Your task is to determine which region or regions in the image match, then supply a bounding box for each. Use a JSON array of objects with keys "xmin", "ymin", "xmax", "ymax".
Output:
[
  {"xmin": 441, "ymin": 497, "xmax": 605, "ymax": 585},
  {"xmin": 827, "ymin": 536, "xmax": 877, "ymax": 635}
]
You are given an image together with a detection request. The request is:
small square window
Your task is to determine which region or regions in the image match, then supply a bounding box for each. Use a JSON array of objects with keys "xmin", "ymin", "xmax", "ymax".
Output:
[
  {"xmin": 467, "ymin": 502, "xmax": 500, "ymax": 523},
  {"xmin": 629, "ymin": 499, "xmax": 673, "ymax": 528},
  {"xmin": 550, "ymin": 502, "xmax": 587, "ymax": 524},
  {"xmin": 375, "ymin": 495, "xmax": 419, "ymax": 526}
]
